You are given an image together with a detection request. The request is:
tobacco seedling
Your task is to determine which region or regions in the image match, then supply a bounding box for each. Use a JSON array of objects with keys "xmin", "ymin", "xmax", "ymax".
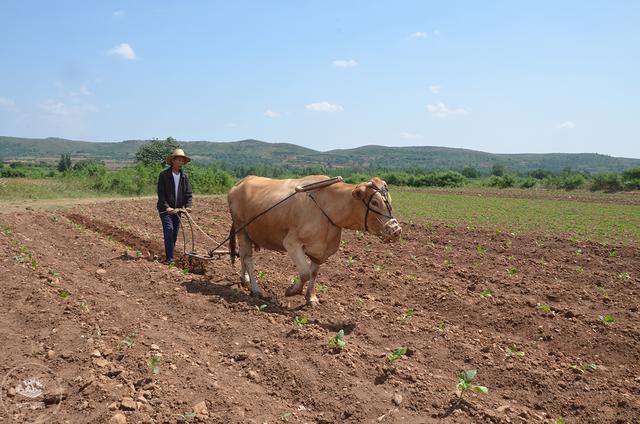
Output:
[
  {"xmin": 58, "ymin": 288, "xmax": 71, "ymax": 300},
  {"xmin": 554, "ymin": 418, "xmax": 566, "ymax": 424},
  {"xmin": 400, "ymin": 308, "xmax": 414, "ymax": 322},
  {"xmin": 456, "ymin": 369, "xmax": 488, "ymax": 398},
  {"xmin": 508, "ymin": 343, "xmax": 525, "ymax": 357},
  {"xmin": 123, "ymin": 331, "xmax": 138, "ymax": 349},
  {"xmin": 147, "ymin": 355, "xmax": 161, "ymax": 375},
  {"xmin": 346, "ymin": 256, "xmax": 354, "ymax": 268},
  {"xmin": 537, "ymin": 303, "xmax": 552, "ymax": 313},
  {"xmin": 507, "ymin": 266, "xmax": 518, "ymax": 275},
  {"xmin": 480, "ymin": 288, "xmax": 493, "ymax": 298},
  {"xmin": 328, "ymin": 329, "xmax": 346, "ymax": 351},
  {"xmin": 619, "ymin": 272, "xmax": 631, "ymax": 280},
  {"xmin": 182, "ymin": 267, "xmax": 189, "ymax": 275},
  {"xmin": 570, "ymin": 362, "xmax": 598, "ymax": 374},
  {"xmin": 599, "ymin": 314, "xmax": 616, "ymax": 325},
  {"xmin": 609, "ymin": 250, "xmax": 618, "ymax": 257},
  {"xmin": 316, "ymin": 282, "xmax": 327, "ymax": 293},
  {"xmin": 258, "ymin": 271, "xmax": 267, "ymax": 280},
  {"xmin": 387, "ymin": 346, "xmax": 407, "ymax": 363},
  {"xmin": 293, "ymin": 316, "xmax": 309, "ymax": 327}
]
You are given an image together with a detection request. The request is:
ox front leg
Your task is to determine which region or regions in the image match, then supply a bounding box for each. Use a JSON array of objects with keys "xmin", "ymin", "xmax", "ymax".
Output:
[
  {"xmin": 283, "ymin": 239, "xmax": 310, "ymax": 298},
  {"xmin": 242, "ymin": 255, "xmax": 263, "ymax": 298},
  {"xmin": 305, "ymin": 262, "xmax": 321, "ymax": 307}
]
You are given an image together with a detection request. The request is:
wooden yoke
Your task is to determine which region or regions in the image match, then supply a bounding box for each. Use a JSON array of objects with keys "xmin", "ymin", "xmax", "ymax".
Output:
[{"xmin": 294, "ymin": 176, "xmax": 344, "ymax": 193}]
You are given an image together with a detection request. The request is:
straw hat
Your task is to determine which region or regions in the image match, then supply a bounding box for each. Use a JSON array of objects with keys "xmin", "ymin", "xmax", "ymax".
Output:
[{"xmin": 166, "ymin": 148, "xmax": 191, "ymax": 165}]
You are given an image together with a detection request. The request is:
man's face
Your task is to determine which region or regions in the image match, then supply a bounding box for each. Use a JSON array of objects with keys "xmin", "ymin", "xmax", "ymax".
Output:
[{"xmin": 172, "ymin": 157, "xmax": 185, "ymax": 168}]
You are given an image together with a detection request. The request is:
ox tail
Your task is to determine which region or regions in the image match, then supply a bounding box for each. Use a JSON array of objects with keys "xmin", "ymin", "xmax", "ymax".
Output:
[{"xmin": 228, "ymin": 221, "xmax": 237, "ymax": 266}]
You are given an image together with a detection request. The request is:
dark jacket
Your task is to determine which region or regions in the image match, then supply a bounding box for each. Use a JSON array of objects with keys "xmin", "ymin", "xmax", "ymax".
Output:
[{"xmin": 157, "ymin": 167, "xmax": 193, "ymax": 212}]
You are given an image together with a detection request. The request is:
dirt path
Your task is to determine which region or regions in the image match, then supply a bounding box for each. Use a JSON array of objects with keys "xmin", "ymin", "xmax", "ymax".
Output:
[{"xmin": 0, "ymin": 197, "xmax": 638, "ymax": 423}]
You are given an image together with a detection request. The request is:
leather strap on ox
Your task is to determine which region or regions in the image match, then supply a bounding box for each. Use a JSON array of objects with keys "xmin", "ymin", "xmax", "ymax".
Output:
[{"xmin": 363, "ymin": 183, "xmax": 394, "ymax": 232}]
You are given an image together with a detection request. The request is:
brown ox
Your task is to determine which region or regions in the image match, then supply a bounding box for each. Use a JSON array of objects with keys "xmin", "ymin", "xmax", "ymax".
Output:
[{"xmin": 227, "ymin": 175, "xmax": 402, "ymax": 306}]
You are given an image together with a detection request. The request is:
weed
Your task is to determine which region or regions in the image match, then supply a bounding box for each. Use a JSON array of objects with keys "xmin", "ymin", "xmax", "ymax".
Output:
[
  {"xmin": 400, "ymin": 308, "xmax": 415, "ymax": 322},
  {"xmin": 293, "ymin": 316, "xmax": 309, "ymax": 327},
  {"xmin": 480, "ymin": 288, "xmax": 493, "ymax": 298},
  {"xmin": 147, "ymin": 355, "xmax": 161, "ymax": 375},
  {"xmin": 58, "ymin": 288, "xmax": 71, "ymax": 300},
  {"xmin": 328, "ymin": 329, "xmax": 346, "ymax": 351},
  {"xmin": 599, "ymin": 314, "xmax": 616, "ymax": 325},
  {"xmin": 508, "ymin": 343, "xmax": 525, "ymax": 357},
  {"xmin": 456, "ymin": 369, "xmax": 488, "ymax": 398},
  {"xmin": 387, "ymin": 346, "xmax": 407, "ymax": 363}
]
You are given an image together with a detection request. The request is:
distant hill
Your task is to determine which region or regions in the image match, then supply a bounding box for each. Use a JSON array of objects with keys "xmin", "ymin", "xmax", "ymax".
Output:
[{"xmin": 1, "ymin": 136, "xmax": 639, "ymax": 174}]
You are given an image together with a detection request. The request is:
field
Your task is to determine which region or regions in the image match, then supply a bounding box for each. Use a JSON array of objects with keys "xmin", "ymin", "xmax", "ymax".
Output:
[{"xmin": 1, "ymin": 188, "xmax": 639, "ymax": 423}]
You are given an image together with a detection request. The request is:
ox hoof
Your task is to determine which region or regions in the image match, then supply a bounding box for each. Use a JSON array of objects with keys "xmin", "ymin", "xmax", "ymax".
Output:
[
  {"xmin": 306, "ymin": 297, "xmax": 320, "ymax": 307},
  {"xmin": 285, "ymin": 283, "xmax": 303, "ymax": 297}
]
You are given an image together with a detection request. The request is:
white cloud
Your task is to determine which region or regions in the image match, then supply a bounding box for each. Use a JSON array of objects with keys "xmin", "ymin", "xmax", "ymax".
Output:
[
  {"xmin": 264, "ymin": 109, "xmax": 281, "ymax": 118},
  {"xmin": 400, "ymin": 132, "xmax": 423, "ymax": 140},
  {"xmin": 427, "ymin": 102, "xmax": 468, "ymax": 118},
  {"xmin": 305, "ymin": 101, "xmax": 344, "ymax": 113},
  {"xmin": 333, "ymin": 59, "xmax": 358, "ymax": 68},
  {"xmin": 409, "ymin": 32, "xmax": 428, "ymax": 39},
  {"xmin": 560, "ymin": 121, "xmax": 576, "ymax": 129},
  {"xmin": 79, "ymin": 85, "xmax": 93, "ymax": 96},
  {"xmin": 113, "ymin": 10, "xmax": 125, "ymax": 17},
  {"xmin": 0, "ymin": 97, "xmax": 16, "ymax": 111},
  {"xmin": 40, "ymin": 99, "xmax": 99, "ymax": 116},
  {"xmin": 429, "ymin": 84, "xmax": 441, "ymax": 94},
  {"xmin": 108, "ymin": 43, "xmax": 136, "ymax": 60}
]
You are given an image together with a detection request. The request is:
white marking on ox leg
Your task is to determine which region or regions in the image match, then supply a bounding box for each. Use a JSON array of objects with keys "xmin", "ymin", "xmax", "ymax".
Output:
[
  {"xmin": 239, "ymin": 261, "xmax": 250, "ymax": 287},
  {"xmin": 283, "ymin": 238, "xmax": 311, "ymax": 297},
  {"xmin": 242, "ymin": 255, "xmax": 262, "ymax": 297},
  {"xmin": 306, "ymin": 262, "xmax": 321, "ymax": 307}
]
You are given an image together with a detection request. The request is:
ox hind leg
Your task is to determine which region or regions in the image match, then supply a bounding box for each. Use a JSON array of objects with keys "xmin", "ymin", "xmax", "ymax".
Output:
[
  {"xmin": 283, "ymin": 238, "xmax": 321, "ymax": 307},
  {"xmin": 237, "ymin": 230, "xmax": 262, "ymax": 297}
]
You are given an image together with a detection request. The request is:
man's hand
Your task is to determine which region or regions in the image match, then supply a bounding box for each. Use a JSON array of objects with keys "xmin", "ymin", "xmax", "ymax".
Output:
[
  {"xmin": 166, "ymin": 208, "xmax": 175, "ymax": 214},
  {"xmin": 186, "ymin": 207, "xmax": 192, "ymax": 213}
]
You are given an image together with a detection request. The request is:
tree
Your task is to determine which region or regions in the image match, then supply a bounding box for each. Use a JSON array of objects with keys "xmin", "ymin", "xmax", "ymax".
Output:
[
  {"xmin": 461, "ymin": 166, "xmax": 479, "ymax": 178},
  {"xmin": 135, "ymin": 137, "xmax": 181, "ymax": 166},
  {"xmin": 57, "ymin": 153, "xmax": 72, "ymax": 172},
  {"xmin": 491, "ymin": 163, "xmax": 506, "ymax": 176}
]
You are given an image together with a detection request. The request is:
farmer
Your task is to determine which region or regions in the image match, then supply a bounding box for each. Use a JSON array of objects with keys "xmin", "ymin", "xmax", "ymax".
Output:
[{"xmin": 157, "ymin": 148, "xmax": 193, "ymax": 264}]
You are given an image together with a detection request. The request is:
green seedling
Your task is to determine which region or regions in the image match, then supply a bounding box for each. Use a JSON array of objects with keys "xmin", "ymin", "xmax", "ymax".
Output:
[
  {"xmin": 147, "ymin": 355, "xmax": 161, "ymax": 374},
  {"xmin": 58, "ymin": 288, "xmax": 71, "ymax": 300},
  {"xmin": 179, "ymin": 411, "xmax": 196, "ymax": 421},
  {"xmin": 123, "ymin": 331, "xmax": 138, "ymax": 349},
  {"xmin": 387, "ymin": 346, "xmax": 407, "ymax": 363},
  {"xmin": 508, "ymin": 343, "xmax": 525, "ymax": 357},
  {"xmin": 293, "ymin": 316, "xmax": 309, "ymax": 327},
  {"xmin": 48, "ymin": 270, "xmax": 61, "ymax": 277},
  {"xmin": 373, "ymin": 264, "xmax": 384, "ymax": 272},
  {"xmin": 328, "ymin": 329, "xmax": 346, "ymax": 351},
  {"xmin": 346, "ymin": 256, "xmax": 354, "ymax": 268},
  {"xmin": 456, "ymin": 369, "xmax": 488, "ymax": 398},
  {"xmin": 400, "ymin": 308, "xmax": 414, "ymax": 322},
  {"xmin": 279, "ymin": 412, "xmax": 292, "ymax": 422},
  {"xmin": 136, "ymin": 250, "xmax": 142, "ymax": 258},
  {"xmin": 316, "ymin": 282, "xmax": 327, "ymax": 293},
  {"xmin": 554, "ymin": 418, "xmax": 566, "ymax": 424},
  {"xmin": 476, "ymin": 244, "xmax": 487, "ymax": 255},
  {"xmin": 480, "ymin": 288, "xmax": 493, "ymax": 298},
  {"xmin": 570, "ymin": 362, "xmax": 598, "ymax": 374},
  {"xmin": 576, "ymin": 249, "xmax": 582, "ymax": 255},
  {"xmin": 507, "ymin": 266, "xmax": 518, "ymax": 275},
  {"xmin": 355, "ymin": 297, "xmax": 365, "ymax": 307},
  {"xmin": 436, "ymin": 320, "xmax": 447, "ymax": 334},
  {"xmin": 596, "ymin": 285, "xmax": 609, "ymax": 299},
  {"xmin": 609, "ymin": 250, "xmax": 618, "ymax": 257},
  {"xmin": 575, "ymin": 266, "xmax": 584, "ymax": 273},
  {"xmin": 257, "ymin": 271, "xmax": 267, "ymax": 280},
  {"xmin": 80, "ymin": 301, "xmax": 90, "ymax": 312},
  {"xmin": 619, "ymin": 272, "xmax": 631, "ymax": 280},
  {"xmin": 182, "ymin": 267, "xmax": 189, "ymax": 275},
  {"xmin": 255, "ymin": 304, "xmax": 267, "ymax": 312},
  {"xmin": 537, "ymin": 303, "xmax": 552, "ymax": 313},
  {"xmin": 599, "ymin": 314, "xmax": 616, "ymax": 325}
]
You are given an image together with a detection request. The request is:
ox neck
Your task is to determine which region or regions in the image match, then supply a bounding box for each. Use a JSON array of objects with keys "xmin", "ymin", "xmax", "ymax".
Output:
[{"xmin": 314, "ymin": 183, "xmax": 366, "ymax": 231}]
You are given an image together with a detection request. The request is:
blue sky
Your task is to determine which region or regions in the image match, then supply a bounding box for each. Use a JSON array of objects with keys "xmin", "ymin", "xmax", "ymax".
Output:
[{"xmin": 1, "ymin": 1, "xmax": 639, "ymax": 158}]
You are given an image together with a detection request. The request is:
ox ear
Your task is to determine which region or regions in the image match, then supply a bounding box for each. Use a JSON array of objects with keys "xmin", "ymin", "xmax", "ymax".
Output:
[{"xmin": 352, "ymin": 182, "xmax": 371, "ymax": 200}]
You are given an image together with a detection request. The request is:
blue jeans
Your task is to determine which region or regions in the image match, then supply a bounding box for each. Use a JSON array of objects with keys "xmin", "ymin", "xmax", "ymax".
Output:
[{"xmin": 160, "ymin": 212, "xmax": 181, "ymax": 262}]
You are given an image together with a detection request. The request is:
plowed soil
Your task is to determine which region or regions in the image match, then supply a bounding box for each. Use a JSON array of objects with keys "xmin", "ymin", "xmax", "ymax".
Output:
[{"xmin": 1, "ymin": 196, "xmax": 639, "ymax": 424}]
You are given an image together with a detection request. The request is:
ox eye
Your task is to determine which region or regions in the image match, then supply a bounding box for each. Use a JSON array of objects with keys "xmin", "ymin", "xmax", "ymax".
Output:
[{"xmin": 372, "ymin": 200, "xmax": 381, "ymax": 208}]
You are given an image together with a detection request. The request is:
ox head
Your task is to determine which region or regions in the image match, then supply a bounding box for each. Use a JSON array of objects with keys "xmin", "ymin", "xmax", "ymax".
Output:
[{"xmin": 352, "ymin": 177, "xmax": 402, "ymax": 243}]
